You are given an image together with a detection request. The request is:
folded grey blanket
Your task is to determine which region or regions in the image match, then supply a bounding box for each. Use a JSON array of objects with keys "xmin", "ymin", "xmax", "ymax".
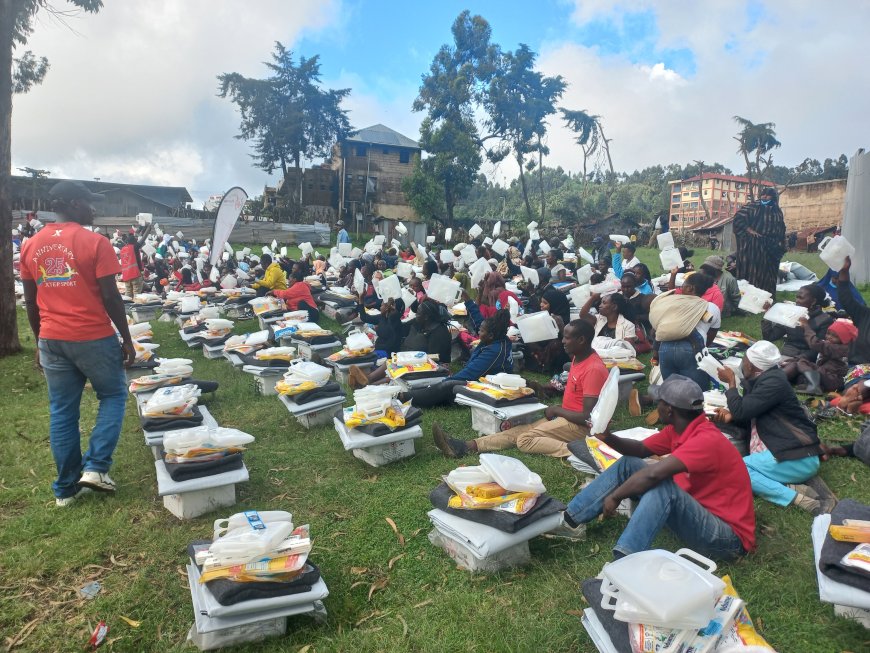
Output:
[
  {"xmin": 819, "ymin": 498, "xmax": 870, "ymax": 592},
  {"xmin": 429, "ymin": 483, "xmax": 565, "ymax": 534}
]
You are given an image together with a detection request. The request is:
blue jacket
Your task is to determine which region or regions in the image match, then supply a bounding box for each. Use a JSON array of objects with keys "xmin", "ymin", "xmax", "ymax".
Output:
[
  {"xmin": 337, "ymin": 229, "xmax": 351, "ymax": 244},
  {"xmin": 448, "ymin": 339, "xmax": 513, "ymax": 381}
]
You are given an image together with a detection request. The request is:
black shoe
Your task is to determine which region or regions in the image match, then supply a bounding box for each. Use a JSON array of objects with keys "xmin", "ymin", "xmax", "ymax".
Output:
[{"xmin": 433, "ymin": 424, "xmax": 469, "ymax": 458}]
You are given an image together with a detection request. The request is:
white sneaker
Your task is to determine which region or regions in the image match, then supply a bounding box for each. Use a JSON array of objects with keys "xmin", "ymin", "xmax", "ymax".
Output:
[
  {"xmin": 546, "ymin": 514, "xmax": 587, "ymax": 541},
  {"xmin": 55, "ymin": 487, "xmax": 92, "ymax": 507},
  {"xmin": 78, "ymin": 471, "xmax": 117, "ymax": 493}
]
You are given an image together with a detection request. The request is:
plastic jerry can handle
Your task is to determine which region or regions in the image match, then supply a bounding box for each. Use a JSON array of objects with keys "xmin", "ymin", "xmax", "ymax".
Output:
[{"xmin": 675, "ymin": 548, "xmax": 718, "ymax": 573}]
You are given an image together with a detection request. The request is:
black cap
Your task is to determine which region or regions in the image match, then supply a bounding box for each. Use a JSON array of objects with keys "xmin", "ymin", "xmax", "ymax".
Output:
[
  {"xmin": 648, "ymin": 374, "xmax": 704, "ymax": 410},
  {"xmin": 49, "ymin": 180, "xmax": 103, "ymax": 203}
]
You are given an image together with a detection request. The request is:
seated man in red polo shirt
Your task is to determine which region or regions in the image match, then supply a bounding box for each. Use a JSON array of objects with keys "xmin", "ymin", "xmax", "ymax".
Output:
[
  {"xmin": 552, "ymin": 374, "xmax": 756, "ymax": 560},
  {"xmin": 433, "ymin": 319, "xmax": 609, "ymax": 458}
]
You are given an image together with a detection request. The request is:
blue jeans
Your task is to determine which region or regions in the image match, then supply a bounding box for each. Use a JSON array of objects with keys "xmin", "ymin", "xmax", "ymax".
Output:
[
  {"xmin": 38, "ymin": 336, "xmax": 128, "ymax": 498},
  {"xmin": 565, "ymin": 457, "xmax": 745, "ymax": 560},
  {"xmin": 743, "ymin": 449, "xmax": 820, "ymax": 506},
  {"xmin": 659, "ymin": 337, "xmax": 709, "ymax": 390}
]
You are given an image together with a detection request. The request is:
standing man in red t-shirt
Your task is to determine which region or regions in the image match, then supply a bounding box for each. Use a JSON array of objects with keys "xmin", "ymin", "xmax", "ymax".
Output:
[
  {"xmin": 20, "ymin": 181, "xmax": 135, "ymax": 506},
  {"xmin": 433, "ymin": 319, "xmax": 609, "ymax": 458},
  {"xmin": 550, "ymin": 374, "xmax": 756, "ymax": 560}
]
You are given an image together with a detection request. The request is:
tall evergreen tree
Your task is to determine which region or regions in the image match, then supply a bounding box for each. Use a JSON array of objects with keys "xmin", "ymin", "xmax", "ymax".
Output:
[{"xmin": 218, "ymin": 43, "xmax": 352, "ymax": 208}]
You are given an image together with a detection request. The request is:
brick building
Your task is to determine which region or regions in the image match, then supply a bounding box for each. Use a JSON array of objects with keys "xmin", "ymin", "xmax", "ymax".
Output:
[
  {"xmin": 331, "ymin": 124, "xmax": 421, "ymax": 225},
  {"xmin": 777, "ymin": 179, "xmax": 846, "ymax": 231},
  {"xmin": 668, "ymin": 173, "xmax": 774, "ymax": 232}
]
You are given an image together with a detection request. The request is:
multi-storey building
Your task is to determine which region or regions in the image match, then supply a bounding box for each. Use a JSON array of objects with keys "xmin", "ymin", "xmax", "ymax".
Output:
[{"xmin": 667, "ymin": 173, "xmax": 774, "ymax": 231}]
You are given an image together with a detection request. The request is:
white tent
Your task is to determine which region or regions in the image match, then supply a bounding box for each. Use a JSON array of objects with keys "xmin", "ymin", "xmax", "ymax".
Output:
[{"xmin": 841, "ymin": 149, "xmax": 870, "ymax": 283}]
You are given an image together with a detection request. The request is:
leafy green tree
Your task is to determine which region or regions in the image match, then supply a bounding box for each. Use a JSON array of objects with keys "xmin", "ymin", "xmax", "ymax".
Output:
[
  {"xmin": 483, "ymin": 44, "xmax": 566, "ymax": 222},
  {"xmin": 733, "ymin": 116, "xmax": 781, "ymax": 200},
  {"xmin": 412, "ymin": 11, "xmax": 493, "ymax": 226},
  {"xmin": 1, "ymin": 0, "xmax": 103, "ymax": 357},
  {"xmin": 218, "ymin": 43, "xmax": 352, "ymax": 206},
  {"xmin": 401, "ymin": 158, "xmax": 445, "ymax": 223}
]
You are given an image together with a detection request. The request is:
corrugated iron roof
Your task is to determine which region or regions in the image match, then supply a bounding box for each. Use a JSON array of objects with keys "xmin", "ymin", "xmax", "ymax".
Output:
[
  {"xmin": 796, "ymin": 225, "xmax": 836, "ymax": 239},
  {"xmin": 689, "ymin": 213, "xmax": 735, "ymax": 232},
  {"xmin": 670, "ymin": 173, "xmax": 776, "ymax": 186},
  {"xmin": 346, "ymin": 124, "xmax": 419, "ymax": 149}
]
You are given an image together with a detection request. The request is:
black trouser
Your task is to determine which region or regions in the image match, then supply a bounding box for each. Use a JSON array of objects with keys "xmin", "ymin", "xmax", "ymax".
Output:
[
  {"xmin": 299, "ymin": 300, "xmax": 319, "ymax": 323},
  {"xmin": 405, "ymin": 379, "xmax": 466, "ymax": 408}
]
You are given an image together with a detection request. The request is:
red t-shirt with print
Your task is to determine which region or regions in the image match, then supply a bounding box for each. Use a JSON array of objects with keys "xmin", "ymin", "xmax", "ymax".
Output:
[
  {"xmin": 561, "ymin": 351, "xmax": 609, "ymax": 412},
  {"xmin": 20, "ymin": 222, "xmax": 121, "ymax": 341},
  {"xmin": 642, "ymin": 415, "xmax": 756, "ymax": 552}
]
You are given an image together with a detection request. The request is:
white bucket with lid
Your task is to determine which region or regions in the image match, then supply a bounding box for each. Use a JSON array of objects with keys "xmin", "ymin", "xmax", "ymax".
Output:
[
  {"xmin": 656, "ymin": 231, "xmax": 675, "ymax": 250},
  {"xmin": 396, "ymin": 261, "xmax": 413, "ymax": 279},
  {"xmin": 577, "ymin": 247, "xmax": 594, "ymax": 264},
  {"xmin": 764, "ymin": 302, "xmax": 808, "ymax": 328},
  {"xmin": 338, "ymin": 242, "xmax": 352, "ymax": 256},
  {"xmin": 514, "ymin": 311, "xmax": 559, "ymax": 343},
  {"xmin": 491, "ymin": 239, "xmax": 509, "ymax": 257},
  {"xmin": 576, "ymin": 264, "xmax": 592, "ymax": 285},
  {"xmin": 570, "ymin": 284, "xmax": 592, "ymax": 308},
  {"xmin": 469, "ymin": 257, "xmax": 491, "ymax": 288},
  {"xmin": 659, "ymin": 247, "xmax": 684, "ymax": 271},
  {"xmin": 375, "ymin": 274, "xmax": 401, "ymax": 301},
  {"xmin": 461, "ymin": 244, "xmax": 478, "ymax": 264},
  {"xmin": 817, "ymin": 235, "xmax": 855, "ymax": 272},
  {"xmin": 426, "ymin": 274, "xmax": 462, "ymax": 307},
  {"xmin": 468, "ymin": 224, "xmax": 483, "ymax": 239}
]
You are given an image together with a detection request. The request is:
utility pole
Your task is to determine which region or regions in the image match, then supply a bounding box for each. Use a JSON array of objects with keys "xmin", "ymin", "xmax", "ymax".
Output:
[
  {"xmin": 500, "ymin": 196, "xmax": 505, "ymax": 223},
  {"xmin": 18, "ymin": 166, "xmax": 50, "ymax": 212}
]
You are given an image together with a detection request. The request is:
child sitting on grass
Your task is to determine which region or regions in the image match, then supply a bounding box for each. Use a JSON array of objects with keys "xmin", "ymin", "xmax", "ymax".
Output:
[{"xmin": 786, "ymin": 317, "xmax": 857, "ymax": 394}]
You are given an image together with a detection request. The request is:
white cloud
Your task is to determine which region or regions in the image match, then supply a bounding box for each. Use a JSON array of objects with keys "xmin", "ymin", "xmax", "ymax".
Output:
[
  {"xmin": 641, "ymin": 62, "xmax": 685, "ymax": 84},
  {"xmin": 12, "ymin": 0, "xmax": 340, "ymax": 206},
  {"xmin": 536, "ymin": 1, "xmax": 870, "ymax": 177}
]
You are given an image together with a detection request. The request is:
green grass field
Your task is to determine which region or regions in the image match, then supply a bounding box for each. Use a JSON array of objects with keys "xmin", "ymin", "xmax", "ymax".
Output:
[{"xmin": 1, "ymin": 247, "xmax": 868, "ymax": 652}]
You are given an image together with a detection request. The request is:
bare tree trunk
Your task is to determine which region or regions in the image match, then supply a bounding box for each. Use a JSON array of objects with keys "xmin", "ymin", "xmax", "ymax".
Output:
[
  {"xmin": 741, "ymin": 146, "xmax": 754, "ymax": 202},
  {"xmin": 581, "ymin": 147, "xmax": 589, "ymax": 198},
  {"xmin": 0, "ymin": 0, "xmax": 22, "ymax": 357},
  {"xmin": 694, "ymin": 160, "xmax": 712, "ymax": 222},
  {"xmin": 598, "ymin": 123, "xmax": 617, "ymax": 211},
  {"xmin": 517, "ymin": 153, "xmax": 533, "ymax": 223}
]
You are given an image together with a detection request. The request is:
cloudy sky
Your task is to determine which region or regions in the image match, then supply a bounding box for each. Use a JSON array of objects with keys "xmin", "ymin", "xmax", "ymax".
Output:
[{"xmin": 12, "ymin": 0, "xmax": 869, "ymax": 207}]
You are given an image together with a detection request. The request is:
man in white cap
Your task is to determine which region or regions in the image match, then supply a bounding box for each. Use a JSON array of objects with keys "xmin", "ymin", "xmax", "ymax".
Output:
[
  {"xmin": 551, "ymin": 374, "xmax": 756, "ymax": 560},
  {"xmin": 715, "ymin": 340, "xmax": 827, "ymax": 514},
  {"xmin": 20, "ymin": 181, "xmax": 135, "ymax": 506}
]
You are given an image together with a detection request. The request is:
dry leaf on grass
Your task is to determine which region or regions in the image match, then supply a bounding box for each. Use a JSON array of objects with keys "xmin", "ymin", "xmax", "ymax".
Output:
[
  {"xmin": 297, "ymin": 645, "xmax": 313, "ymax": 653},
  {"xmin": 119, "ymin": 616, "xmax": 141, "ymax": 628},
  {"xmin": 350, "ymin": 567, "xmax": 368, "ymax": 575},
  {"xmin": 385, "ymin": 518, "xmax": 405, "ymax": 546},
  {"xmin": 413, "ymin": 599, "xmax": 433, "ymax": 609},
  {"xmin": 110, "ymin": 555, "xmax": 129, "ymax": 567},
  {"xmin": 565, "ymin": 610, "xmax": 585, "ymax": 618},
  {"xmin": 350, "ymin": 581, "xmax": 368, "ymax": 590},
  {"xmin": 368, "ymin": 578, "xmax": 389, "ymax": 601},
  {"xmin": 388, "ymin": 554, "xmax": 405, "ymax": 570},
  {"xmin": 354, "ymin": 610, "xmax": 383, "ymax": 627},
  {"xmin": 396, "ymin": 614, "xmax": 409, "ymax": 637},
  {"xmin": 5, "ymin": 617, "xmax": 39, "ymax": 650}
]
